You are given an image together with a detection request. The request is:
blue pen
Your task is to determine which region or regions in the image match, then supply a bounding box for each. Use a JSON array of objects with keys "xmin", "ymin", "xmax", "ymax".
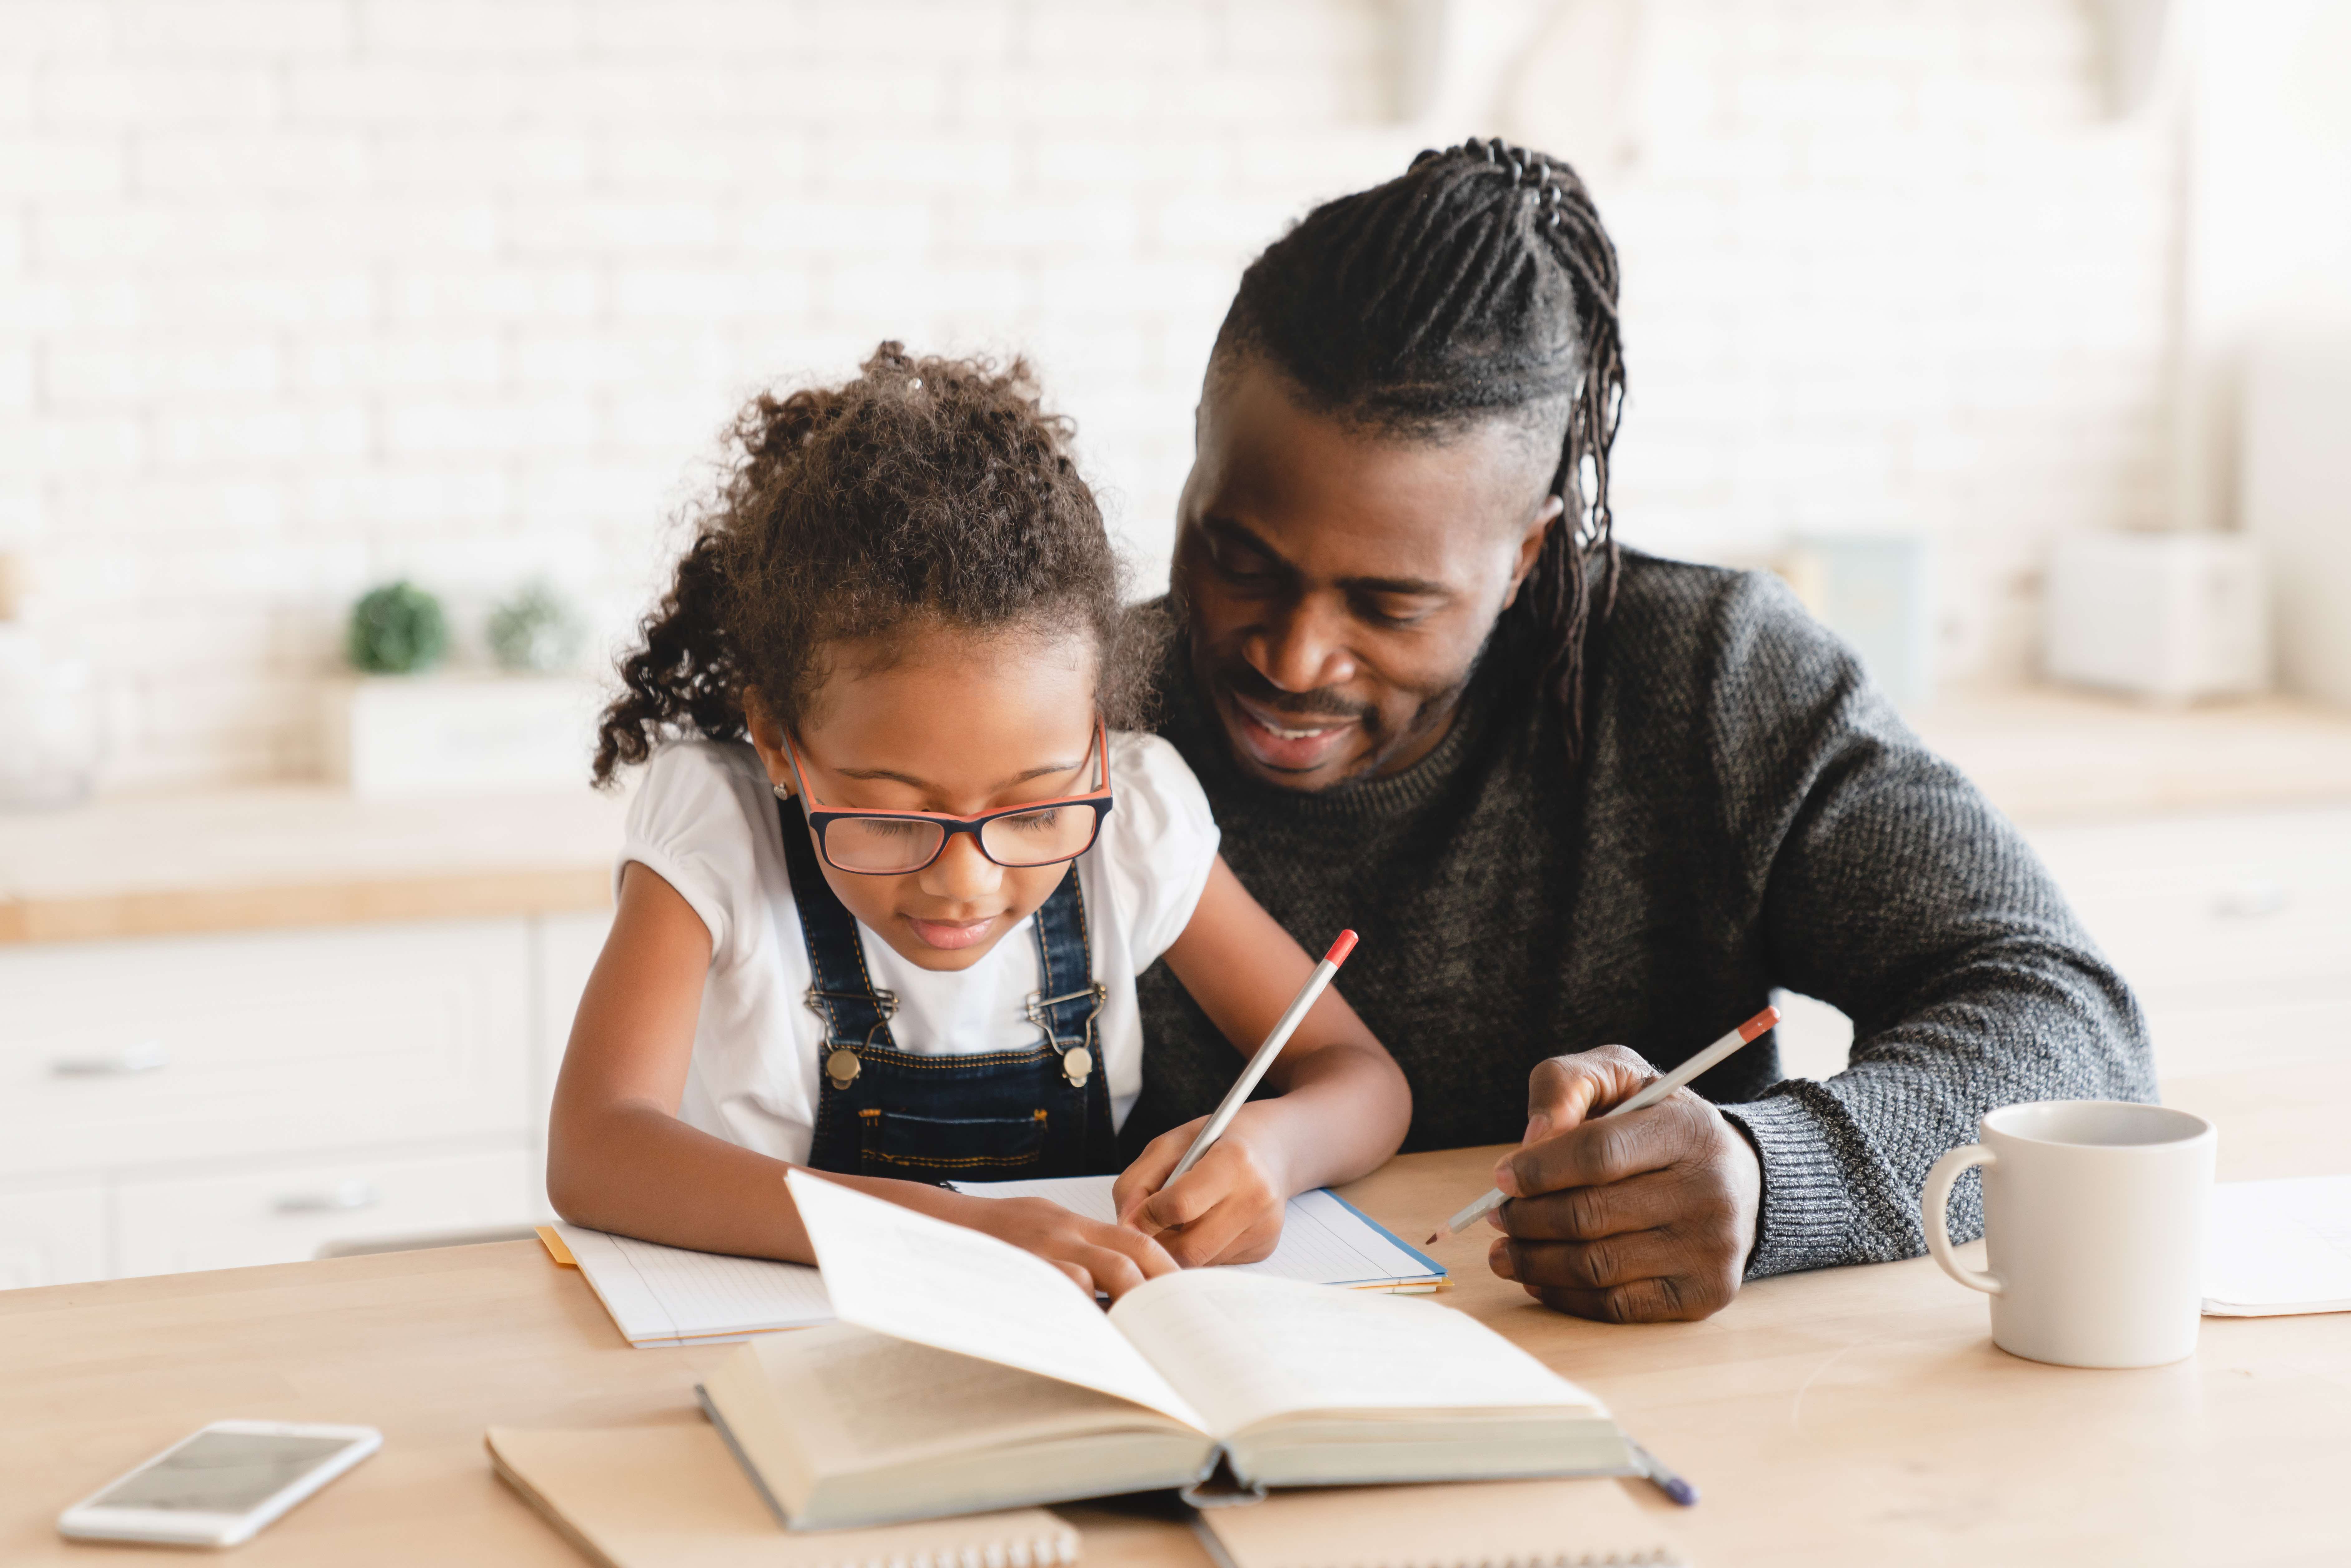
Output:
[{"xmin": 1630, "ymin": 1441, "xmax": 1699, "ymax": 1507}]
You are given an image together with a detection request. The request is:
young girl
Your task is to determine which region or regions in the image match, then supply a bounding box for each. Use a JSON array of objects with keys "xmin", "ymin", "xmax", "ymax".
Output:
[{"xmin": 548, "ymin": 345, "xmax": 1411, "ymax": 1298}]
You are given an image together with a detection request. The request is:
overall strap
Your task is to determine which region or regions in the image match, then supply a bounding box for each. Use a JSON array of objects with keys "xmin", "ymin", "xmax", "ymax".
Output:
[
  {"xmin": 1024, "ymin": 867, "xmax": 1105, "ymax": 1051},
  {"xmin": 777, "ymin": 796, "xmax": 899, "ymax": 1050}
]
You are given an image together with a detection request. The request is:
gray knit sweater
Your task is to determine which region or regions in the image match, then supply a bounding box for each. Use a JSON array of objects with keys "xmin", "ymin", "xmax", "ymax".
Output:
[{"xmin": 1125, "ymin": 552, "xmax": 2155, "ymax": 1277}]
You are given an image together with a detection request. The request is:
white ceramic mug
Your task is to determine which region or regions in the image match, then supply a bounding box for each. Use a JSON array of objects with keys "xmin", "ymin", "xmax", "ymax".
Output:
[{"xmin": 1921, "ymin": 1100, "xmax": 2216, "ymax": 1369}]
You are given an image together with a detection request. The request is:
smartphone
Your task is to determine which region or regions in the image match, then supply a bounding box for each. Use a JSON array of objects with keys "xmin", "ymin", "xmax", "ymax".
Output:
[{"xmin": 56, "ymin": 1420, "xmax": 381, "ymax": 1547}]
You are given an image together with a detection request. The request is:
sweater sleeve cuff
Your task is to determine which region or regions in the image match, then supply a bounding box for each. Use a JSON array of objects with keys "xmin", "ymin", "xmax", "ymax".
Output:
[{"xmin": 1719, "ymin": 1092, "xmax": 1859, "ymax": 1279}]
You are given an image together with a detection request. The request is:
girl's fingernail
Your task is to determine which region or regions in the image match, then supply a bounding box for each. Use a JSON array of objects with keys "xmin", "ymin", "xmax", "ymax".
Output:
[
  {"xmin": 1491, "ymin": 1161, "xmax": 1520, "ymax": 1197},
  {"xmin": 1522, "ymin": 1113, "xmax": 1551, "ymax": 1145},
  {"xmin": 1488, "ymin": 1239, "xmax": 1515, "ymax": 1279}
]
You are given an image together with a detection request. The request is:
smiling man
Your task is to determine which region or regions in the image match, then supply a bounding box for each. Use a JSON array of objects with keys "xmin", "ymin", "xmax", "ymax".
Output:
[{"xmin": 1122, "ymin": 140, "xmax": 2155, "ymax": 1322}]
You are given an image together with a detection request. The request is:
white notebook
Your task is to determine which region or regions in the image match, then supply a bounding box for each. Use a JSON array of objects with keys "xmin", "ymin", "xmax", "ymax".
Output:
[
  {"xmin": 2203, "ymin": 1174, "xmax": 2351, "ymax": 1317},
  {"xmin": 948, "ymin": 1175, "xmax": 1448, "ymax": 1291},
  {"xmin": 553, "ymin": 1181, "xmax": 1444, "ymax": 1348},
  {"xmin": 552, "ymin": 1223, "xmax": 834, "ymax": 1348}
]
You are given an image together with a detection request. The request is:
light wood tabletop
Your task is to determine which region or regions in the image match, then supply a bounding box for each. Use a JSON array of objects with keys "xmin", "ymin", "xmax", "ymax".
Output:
[{"xmin": 3, "ymin": 1062, "xmax": 2344, "ymax": 1566}]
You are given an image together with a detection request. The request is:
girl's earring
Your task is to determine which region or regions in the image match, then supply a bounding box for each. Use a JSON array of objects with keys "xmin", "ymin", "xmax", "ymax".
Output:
[{"xmin": 771, "ymin": 782, "xmax": 793, "ymax": 801}]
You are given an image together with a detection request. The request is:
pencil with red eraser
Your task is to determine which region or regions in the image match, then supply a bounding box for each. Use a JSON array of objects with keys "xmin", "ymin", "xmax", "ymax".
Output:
[
  {"xmin": 1424, "ymin": 1004, "xmax": 1781, "ymax": 1246},
  {"xmin": 1160, "ymin": 930, "xmax": 1360, "ymax": 1186}
]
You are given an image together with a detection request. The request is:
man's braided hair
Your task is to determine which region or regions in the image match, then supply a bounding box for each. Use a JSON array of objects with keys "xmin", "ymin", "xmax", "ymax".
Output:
[{"xmin": 1212, "ymin": 137, "xmax": 1626, "ymax": 768}]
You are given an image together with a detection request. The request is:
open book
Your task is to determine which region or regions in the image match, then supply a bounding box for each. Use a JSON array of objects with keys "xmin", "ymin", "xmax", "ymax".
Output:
[{"xmin": 697, "ymin": 1172, "xmax": 1632, "ymax": 1531}]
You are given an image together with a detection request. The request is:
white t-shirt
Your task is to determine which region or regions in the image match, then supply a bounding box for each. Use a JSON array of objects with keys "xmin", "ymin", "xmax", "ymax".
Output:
[{"xmin": 618, "ymin": 733, "xmax": 1223, "ymax": 1165}]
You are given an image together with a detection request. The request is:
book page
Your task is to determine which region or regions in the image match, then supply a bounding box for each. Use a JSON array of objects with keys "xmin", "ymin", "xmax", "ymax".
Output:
[
  {"xmin": 1109, "ymin": 1268, "xmax": 1604, "ymax": 1438},
  {"xmin": 743, "ymin": 1325, "xmax": 1192, "ymax": 1471},
  {"xmin": 949, "ymin": 1176, "xmax": 1445, "ymax": 1288},
  {"xmin": 785, "ymin": 1171, "xmax": 1207, "ymax": 1430},
  {"xmin": 554, "ymin": 1223, "xmax": 833, "ymax": 1345}
]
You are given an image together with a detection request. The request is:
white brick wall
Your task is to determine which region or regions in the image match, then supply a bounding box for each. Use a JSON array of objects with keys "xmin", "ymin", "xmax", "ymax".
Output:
[{"xmin": 1, "ymin": 0, "xmax": 2174, "ymax": 789}]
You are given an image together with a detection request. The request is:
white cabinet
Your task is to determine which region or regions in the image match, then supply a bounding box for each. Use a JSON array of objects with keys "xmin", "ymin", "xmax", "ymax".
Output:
[
  {"xmin": 0, "ymin": 913, "xmax": 583, "ymax": 1289},
  {"xmin": 115, "ymin": 1149, "xmax": 537, "ymax": 1278},
  {"xmin": 0, "ymin": 920, "xmax": 532, "ymax": 1179},
  {"xmin": 0, "ymin": 1185, "xmax": 107, "ymax": 1289}
]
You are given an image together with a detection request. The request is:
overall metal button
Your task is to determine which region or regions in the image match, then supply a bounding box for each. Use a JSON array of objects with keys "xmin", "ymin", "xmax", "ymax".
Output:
[
  {"xmin": 1061, "ymin": 1047, "xmax": 1092, "ymax": 1087},
  {"xmin": 825, "ymin": 1049, "xmax": 861, "ymax": 1090}
]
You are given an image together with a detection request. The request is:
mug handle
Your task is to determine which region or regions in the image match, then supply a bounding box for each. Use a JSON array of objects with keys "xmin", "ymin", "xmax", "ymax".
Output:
[{"xmin": 1921, "ymin": 1143, "xmax": 2002, "ymax": 1294}]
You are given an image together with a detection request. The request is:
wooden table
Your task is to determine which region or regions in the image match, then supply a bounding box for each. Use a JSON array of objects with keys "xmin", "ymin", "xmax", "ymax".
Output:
[{"xmin": 4, "ymin": 1064, "xmax": 2344, "ymax": 1566}]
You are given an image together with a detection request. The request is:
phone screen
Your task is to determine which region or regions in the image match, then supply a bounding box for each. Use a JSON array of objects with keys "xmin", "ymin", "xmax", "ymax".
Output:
[{"xmin": 93, "ymin": 1432, "xmax": 357, "ymax": 1514}]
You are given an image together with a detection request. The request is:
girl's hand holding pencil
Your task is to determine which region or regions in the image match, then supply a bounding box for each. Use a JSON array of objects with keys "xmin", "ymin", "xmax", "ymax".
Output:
[
  {"xmin": 1112, "ymin": 1106, "xmax": 1294, "ymax": 1267},
  {"xmin": 1112, "ymin": 930, "xmax": 1360, "ymax": 1267}
]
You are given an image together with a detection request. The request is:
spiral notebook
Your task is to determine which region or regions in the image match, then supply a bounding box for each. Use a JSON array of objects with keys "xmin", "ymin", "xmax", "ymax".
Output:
[
  {"xmin": 485, "ymin": 1423, "xmax": 1080, "ymax": 1568},
  {"xmin": 1191, "ymin": 1477, "xmax": 1682, "ymax": 1568}
]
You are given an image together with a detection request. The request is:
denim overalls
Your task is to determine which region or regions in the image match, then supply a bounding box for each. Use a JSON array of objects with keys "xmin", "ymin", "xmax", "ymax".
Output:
[{"xmin": 779, "ymin": 799, "xmax": 1117, "ymax": 1178}]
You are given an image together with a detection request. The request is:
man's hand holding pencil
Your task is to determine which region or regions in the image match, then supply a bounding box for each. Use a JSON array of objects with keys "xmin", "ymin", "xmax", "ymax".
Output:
[{"xmin": 1447, "ymin": 1007, "xmax": 1777, "ymax": 1324}]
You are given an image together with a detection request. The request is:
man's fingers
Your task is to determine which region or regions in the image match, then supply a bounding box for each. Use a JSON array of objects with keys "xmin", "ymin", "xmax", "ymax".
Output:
[
  {"xmin": 1498, "ymin": 1228, "xmax": 1737, "ymax": 1323},
  {"xmin": 1500, "ymin": 1229, "xmax": 1684, "ymax": 1292},
  {"xmin": 1524, "ymin": 1276, "xmax": 1706, "ymax": 1324},
  {"xmin": 1496, "ymin": 1167, "xmax": 1690, "ymax": 1242},
  {"xmin": 1495, "ymin": 1231, "xmax": 1723, "ymax": 1323},
  {"xmin": 1499, "ymin": 1094, "xmax": 1709, "ymax": 1199},
  {"xmin": 1054, "ymin": 1260, "xmax": 1096, "ymax": 1296},
  {"xmin": 1521, "ymin": 1046, "xmax": 1656, "ymax": 1144}
]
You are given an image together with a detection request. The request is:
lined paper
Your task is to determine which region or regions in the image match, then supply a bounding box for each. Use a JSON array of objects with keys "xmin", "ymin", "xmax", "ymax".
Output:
[
  {"xmin": 948, "ymin": 1175, "xmax": 1446, "ymax": 1290},
  {"xmin": 553, "ymin": 1223, "xmax": 834, "ymax": 1347}
]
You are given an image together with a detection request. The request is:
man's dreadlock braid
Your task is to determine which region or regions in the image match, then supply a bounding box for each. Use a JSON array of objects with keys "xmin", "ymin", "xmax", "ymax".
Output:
[{"xmin": 1214, "ymin": 137, "xmax": 1627, "ymax": 769}]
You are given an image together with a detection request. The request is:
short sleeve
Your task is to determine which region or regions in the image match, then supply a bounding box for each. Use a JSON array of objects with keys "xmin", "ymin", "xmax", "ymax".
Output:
[
  {"xmin": 617, "ymin": 741, "xmax": 769, "ymax": 968},
  {"xmin": 1095, "ymin": 731, "xmax": 1222, "ymax": 972}
]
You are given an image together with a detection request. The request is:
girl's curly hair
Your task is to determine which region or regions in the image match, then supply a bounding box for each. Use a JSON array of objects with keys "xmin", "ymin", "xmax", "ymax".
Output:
[{"xmin": 593, "ymin": 342, "xmax": 1147, "ymax": 785}]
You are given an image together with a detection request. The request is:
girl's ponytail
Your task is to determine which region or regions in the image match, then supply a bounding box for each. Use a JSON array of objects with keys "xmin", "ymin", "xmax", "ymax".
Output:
[{"xmin": 592, "ymin": 531, "xmax": 739, "ymax": 786}]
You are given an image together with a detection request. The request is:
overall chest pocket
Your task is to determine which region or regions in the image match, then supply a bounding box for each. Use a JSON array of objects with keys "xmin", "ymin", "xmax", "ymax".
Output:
[{"xmin": 856, "ymin": 1107, "xmax": 1051, "ymax": 1176}]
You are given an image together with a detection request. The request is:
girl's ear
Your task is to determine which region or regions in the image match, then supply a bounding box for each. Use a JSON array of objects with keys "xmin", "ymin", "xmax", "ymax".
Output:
[{"xmin": 739, "ymin": 687, "xmax": 795, "ymax": 798}]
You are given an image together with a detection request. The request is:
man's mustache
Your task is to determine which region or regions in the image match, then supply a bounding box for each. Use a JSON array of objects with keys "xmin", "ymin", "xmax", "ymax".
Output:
[{"xmin": 1212, "ymin": 660, "xmax": 1376, "ymax": 725}]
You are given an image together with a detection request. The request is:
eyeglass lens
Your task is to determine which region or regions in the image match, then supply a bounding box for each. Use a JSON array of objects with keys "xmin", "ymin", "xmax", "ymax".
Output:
[{"xmin": 824, "ymin": 806, "xmax": 1097, "ymax": 874}]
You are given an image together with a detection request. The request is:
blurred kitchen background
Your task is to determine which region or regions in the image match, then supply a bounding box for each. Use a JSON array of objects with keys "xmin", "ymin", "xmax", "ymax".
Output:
[{"xmin": 3, "ymin": 0, "xmax": 2348, "ymax": 1285}]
